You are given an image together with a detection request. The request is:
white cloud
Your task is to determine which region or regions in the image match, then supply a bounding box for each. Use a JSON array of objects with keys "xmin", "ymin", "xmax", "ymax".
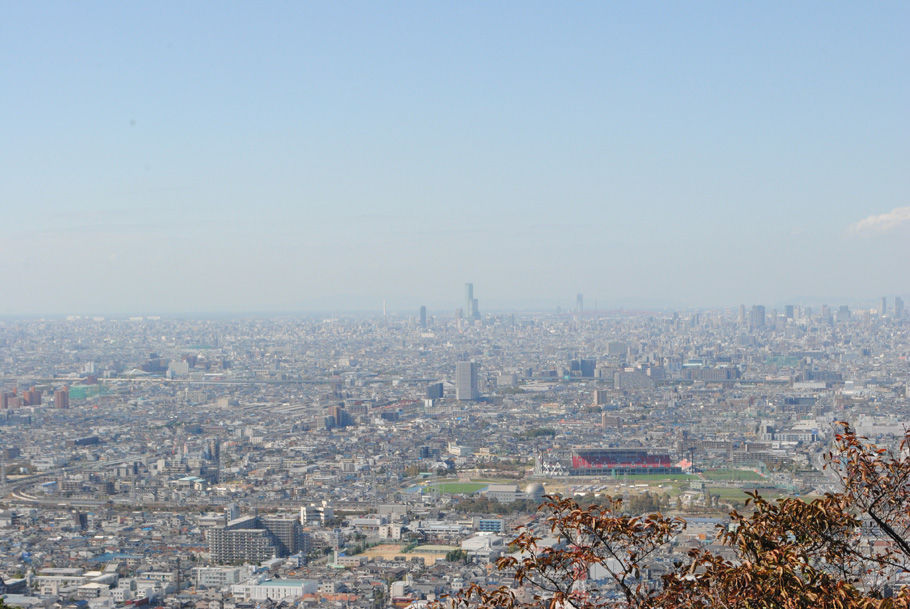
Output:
[{"xmin": 849, "ymin": 206, "xmax": 910, "ymax": 235}]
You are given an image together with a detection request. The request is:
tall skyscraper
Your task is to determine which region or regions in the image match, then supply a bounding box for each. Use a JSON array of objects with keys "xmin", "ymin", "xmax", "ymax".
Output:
[
  {"xmin": 464, "ymin": 283, "xmax": 480, "ymax": 320},
  {"xmin": 896, "ymin": 296, "xmax": 905, "ymax": 319},
  {"xmin": 749, "ymin": 305, "xmax": 766, "ymax": 330},
  {"xmin": 455, "ymin": 361, "xmax": 479, "ymax": 401},
  {"xmin": 880, "ymin": 297, "xmax": 888, "ymax": 316},
  {"xmin": 576, "ymin": 293, "xmax": 584, "ymax": 313},
  {"xmin": 419, "ymin": 305, "xmax": 427, "ymax": 328}
]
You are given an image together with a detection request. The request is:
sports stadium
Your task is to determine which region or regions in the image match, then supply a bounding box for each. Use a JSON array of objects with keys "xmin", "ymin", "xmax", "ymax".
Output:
[{"xmin": 536, "ymin": 448, "xmax": 681, "ymax": 477}]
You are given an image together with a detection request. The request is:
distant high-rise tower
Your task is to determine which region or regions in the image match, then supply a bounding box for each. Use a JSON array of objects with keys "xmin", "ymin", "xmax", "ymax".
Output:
[
  {"xmin": 896, "ymin": 297, "xmax": 905, "ymax": 319},
  {"xmin": 464, "ymin": 283, "xmax": 479, "ymax": 320},
  {"xmin": 880, "ymin": 297, "xmax": 888, "ymax": 316},
  {"xmin": 749, "ymin": 305, "xmax": 766, "ymax": 330},
  {"xmin": 455, "ymin": 361, "xmax": 479, "ymax": 401},
  {"xmin": 464, "ymin": 283, "xmax": 480, "ymax": 321},
  {"xmin": 207, "ymin": 439, "xmax": 221, "ymax": 461},
  {"xmin": 576, "ymin": 293, "xmax": 584, "ymax": 313},
  {"xmin": 419, "ymin": 305, "xmax": 427, "ymax": 328},
  {"xmin": 836, "ymin": 305, "xmax": 851, "ymax": 323}
]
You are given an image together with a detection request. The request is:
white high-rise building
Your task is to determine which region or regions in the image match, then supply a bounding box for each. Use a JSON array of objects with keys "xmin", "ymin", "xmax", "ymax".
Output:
[{"xmin": 455, "ymin": 361, "xmax": 479, "ymax": 401}]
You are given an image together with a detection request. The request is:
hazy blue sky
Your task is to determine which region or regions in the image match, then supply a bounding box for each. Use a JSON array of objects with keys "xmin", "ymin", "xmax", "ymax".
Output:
[{"xmin": 2, "ymin": 2, "xmax": 908, "ymax": 315}]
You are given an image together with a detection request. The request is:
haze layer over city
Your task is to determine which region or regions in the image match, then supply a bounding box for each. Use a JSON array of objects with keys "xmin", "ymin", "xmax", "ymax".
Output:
[{"xmin": 1, "ymin": 3, "xmax": 909, "ymax": 609}]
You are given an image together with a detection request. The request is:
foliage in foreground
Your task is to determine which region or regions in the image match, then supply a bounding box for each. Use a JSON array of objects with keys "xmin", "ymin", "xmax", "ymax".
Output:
[{"xmin": 439, "ymin": 423, "xmax": 910, "ymax": 609}]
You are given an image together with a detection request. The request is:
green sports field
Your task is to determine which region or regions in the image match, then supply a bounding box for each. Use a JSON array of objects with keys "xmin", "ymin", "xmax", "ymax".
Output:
[
  {"xmin": 608, "ymin": 473, "xmax": 697, "ymax": 481},
  {"xmin": 701, "ymin": 469, "xmax": 763, "ymax": 481},
  {"xmin": 424, "ymin": 482, "xmax": 489, "ymax": 494}
]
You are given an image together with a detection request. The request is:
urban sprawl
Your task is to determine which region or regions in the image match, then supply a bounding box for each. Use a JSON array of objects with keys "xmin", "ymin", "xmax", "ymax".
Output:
[{"xmin": 1, "ymin": 288, "xmax": 909, "ymax": 609}]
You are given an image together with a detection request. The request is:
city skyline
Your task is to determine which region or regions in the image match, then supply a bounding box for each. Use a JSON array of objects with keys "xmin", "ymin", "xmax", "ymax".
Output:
[{"xmin": 0, "ymin": 291, "xmax": 907, "ymax": 319}]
